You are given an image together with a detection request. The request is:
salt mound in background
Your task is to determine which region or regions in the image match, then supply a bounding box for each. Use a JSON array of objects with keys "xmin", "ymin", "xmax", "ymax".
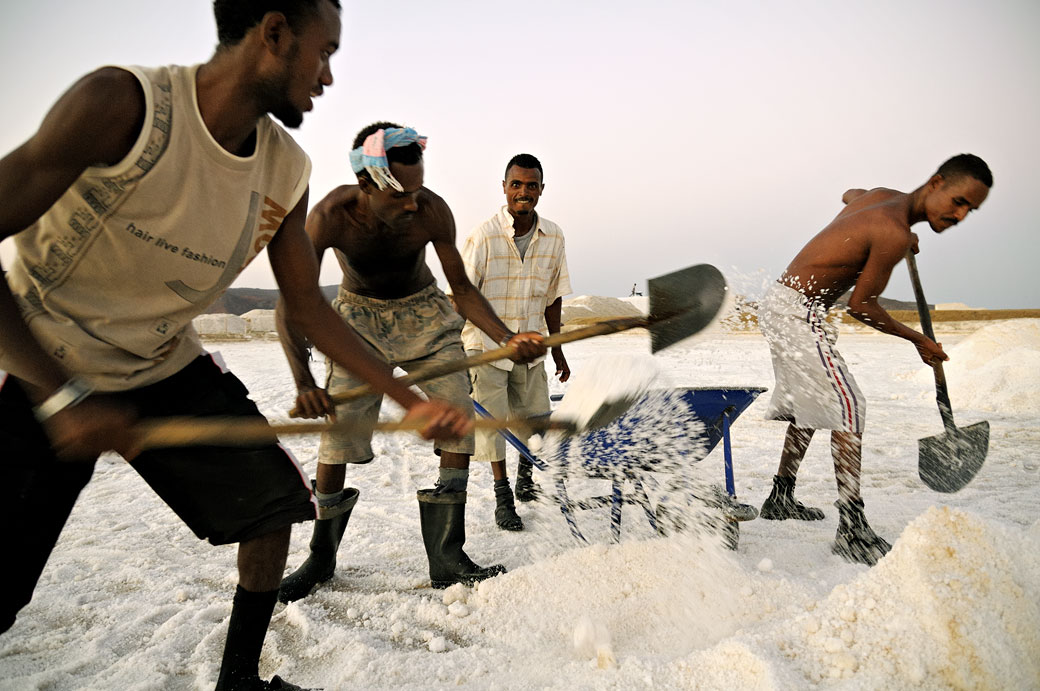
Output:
[
  {"xmin": 562, "ymin": 295, "xmax": 644, "ymax": 322},
  {"xmin": 914, "ymin": 319, "xmax": 1040, "ymax": 415},
  {"xmin": 193, "ymin": 313, "xmax": 247, "ymax": 336}
]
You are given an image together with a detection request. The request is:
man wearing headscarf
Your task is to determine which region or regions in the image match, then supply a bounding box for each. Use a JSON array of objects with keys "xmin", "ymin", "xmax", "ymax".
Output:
[{"xmin": 276, "ymin": 122, "xmax": 545, "ymax": 601}]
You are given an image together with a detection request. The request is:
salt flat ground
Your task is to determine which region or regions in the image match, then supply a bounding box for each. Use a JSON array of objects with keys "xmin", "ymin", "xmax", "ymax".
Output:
[{"xmin": 1, "ymin": 326, "xmax": 1037, "ymax": 690}]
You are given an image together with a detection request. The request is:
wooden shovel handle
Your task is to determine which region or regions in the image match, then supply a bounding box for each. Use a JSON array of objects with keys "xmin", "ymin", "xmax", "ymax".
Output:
[
  {"xmin": 290, "ymin": 316, "xmax": 649, "ymax": 417},
  {"xmin": 905, "ymin": 251, "xmax": 957, "ymax": 430},
  {"xmin": 133, "ymin": 415, "xmax": 574, "ymax": 451}
]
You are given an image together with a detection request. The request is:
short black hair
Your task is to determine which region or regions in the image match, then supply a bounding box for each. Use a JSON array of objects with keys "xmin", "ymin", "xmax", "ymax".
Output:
[
  {"xmin": 505, "ymin": 153, "xmax": 543, "ymax": 181},
  {"xmin": 352, "ymin": 121, "xmax": 424, "ymax": 182},
  {"xmin": 936, "ymin": 153, "xmax": 993, "ymax": 188},
  {"xmin": 213, "ymin": 0, "xmax": 340, "ymax": 48}
]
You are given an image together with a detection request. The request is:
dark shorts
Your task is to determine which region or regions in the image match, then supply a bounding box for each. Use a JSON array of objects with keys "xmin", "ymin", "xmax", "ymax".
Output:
[{"xmin": 0, "ymin": 355, "xmax": 315, "ymax": 631}]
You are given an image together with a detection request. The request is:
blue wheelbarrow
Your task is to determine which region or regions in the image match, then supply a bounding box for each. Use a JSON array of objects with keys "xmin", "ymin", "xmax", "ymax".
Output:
[{"xmin": 475, "ymin": 386, "xmax": 766, "ymax": 548}]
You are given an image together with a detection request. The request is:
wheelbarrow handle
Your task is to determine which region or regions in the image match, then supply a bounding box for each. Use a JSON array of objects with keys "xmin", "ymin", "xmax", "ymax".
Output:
[{"xmin": 905, "ymin": 250, "xmax": 957, "ymax": 431}]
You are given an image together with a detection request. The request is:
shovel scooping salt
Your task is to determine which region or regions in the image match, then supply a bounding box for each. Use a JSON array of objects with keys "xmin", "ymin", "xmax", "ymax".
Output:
[{"xmin": 548, "ymin": 355, "xmax": 662, "ymax": 435}]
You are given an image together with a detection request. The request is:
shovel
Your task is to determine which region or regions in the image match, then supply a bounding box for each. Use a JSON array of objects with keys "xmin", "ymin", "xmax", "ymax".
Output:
[
  {"xmin": 132, "ymin": 394, "xmax": 636, "ymax": 453},
  {"xmin": 293, "ymin": 263, "xmax": 727, "ymax": 417},
  {"xmin": 905, "ymin": 250, "xmax": 989, "ymax": 493}
]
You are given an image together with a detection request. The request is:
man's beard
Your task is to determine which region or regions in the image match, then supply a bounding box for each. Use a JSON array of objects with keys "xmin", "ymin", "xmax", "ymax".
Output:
[
  {"xmin": 270, "ymin": 102, "xmax": 304, "ymax": 129},
  {"xmin": 258, "ymin": 45, "xmax": 304, "ymax": 129}
]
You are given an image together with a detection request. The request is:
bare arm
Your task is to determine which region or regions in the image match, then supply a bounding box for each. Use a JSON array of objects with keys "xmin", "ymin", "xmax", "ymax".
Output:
[
  {"xmin": 0, "ymin": 68, "xmax": 144, "ymax": 397},
  {"xmin": 437, "ymin": 239, "xmax": 512, "ymax": 345},
  {"xmin": 0, "ymin": 69, "xmax": 146, "ymax": 460},
  {"xmin": 269, "ymin": 194, "xmax": 422, "ymax": 409},
  {"xmin": 544, "ymin": 296, "xmax": 570, "ymax": 381},
  {"xmin": 274, "ymin": 202, "xmax": 331, "ymax": 417},
  {"xmin": 430, "ymin": 204, "xmax": 545, "ymax": 361},
  {"xmin": 845, "ymin": 225, "xmax": 946, "ymax": 364}
]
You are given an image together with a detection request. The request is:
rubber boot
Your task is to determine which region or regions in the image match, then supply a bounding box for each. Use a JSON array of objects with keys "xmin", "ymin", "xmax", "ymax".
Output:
[
  {"xmin": 759, "ymin": 475, "xmax": 825, "ymax": 521},
  {"xmin": 514, "ymin": 461, "xmax": 541, "ymax": 503},
  {"xmin": 216, "ymin": 587, "xmax": 313, "ymax": 690},
  {"xmin": 494, "ymin": 478, "xmax": 523, "ymax": 531},
  {"xmin": 278, "ymin": 488, "xmax": 358, "ymax": 604},
  {"xmin": 417, "ymin": 489, "xmax": 507, "ymax": 588},
  {"xmin": 831, "ymin": 497, "xmax": 891, "ymax": 566}
]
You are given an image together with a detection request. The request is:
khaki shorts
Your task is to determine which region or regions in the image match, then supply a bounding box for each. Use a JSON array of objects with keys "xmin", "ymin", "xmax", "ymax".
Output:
[
  {"xmin": 467, "ymin": 352, "xmax": 550, "ymax": 461},
  {"xmin": 318, "ymin": 284, "xmax": 475, "ymax": 464}
]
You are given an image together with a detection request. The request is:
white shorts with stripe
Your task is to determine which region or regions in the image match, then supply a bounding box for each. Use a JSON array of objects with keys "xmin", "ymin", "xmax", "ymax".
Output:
[{"xmin": 759, "ymin": 282, "xmax": 865, "ymax": 433}]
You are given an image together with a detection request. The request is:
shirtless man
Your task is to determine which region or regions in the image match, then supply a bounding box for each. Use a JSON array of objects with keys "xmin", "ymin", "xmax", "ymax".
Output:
[
  {"xmin": 276, "ymin": 122, "xmax": 545, "ymax": 600},
  {"xmin": 758, "ymin": 154, "xmax": 992, "ymax": 566}
]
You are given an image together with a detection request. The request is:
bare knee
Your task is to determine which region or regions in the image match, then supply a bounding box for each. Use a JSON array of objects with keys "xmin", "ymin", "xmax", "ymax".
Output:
[{"xmin": 237, "ymin": 526, "xmax": 291, "ymax": 592}]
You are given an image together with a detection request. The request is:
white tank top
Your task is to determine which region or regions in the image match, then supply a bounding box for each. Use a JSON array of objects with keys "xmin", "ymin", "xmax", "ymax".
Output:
[{"xmin": 5, "ymin": 64, "xmax": 310, "ymax": 391}]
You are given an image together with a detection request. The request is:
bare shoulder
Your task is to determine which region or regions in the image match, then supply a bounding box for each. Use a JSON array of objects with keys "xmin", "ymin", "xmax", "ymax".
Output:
[
  {"xmin": 420, "ymin": 187, "xmax": 456, "ymax": 238},
  {"xmin": 76, "ymin": 66, "xmax": 143, "ymax": 97},
  {"xmin": 309, "ymin": 185, "xmax": 358, "ymax": 222},
  {"xmin": 845, "ymin": 198, "xmax": 913, "ymax": 253},
  {"xmin": 38, "ymin": 67, "xmax": 145, "ymax": 165},
  {"xmin": 67, "ymin": 67, "xmax": 144, "ymax": 129},
  {"xmin": 420, "ymin": 186, "xmax": 450, "ymax": 216},
  {"xmin": 842, "ymin": 186, "xmax": 900, "ymax": 204},
  {"xmin": 837, "ymin": 187, "xmax": 907, "ymax": 219},
  {"xmin": 306, "ymin": 185, "xmax": 358, "ymax": 243}
]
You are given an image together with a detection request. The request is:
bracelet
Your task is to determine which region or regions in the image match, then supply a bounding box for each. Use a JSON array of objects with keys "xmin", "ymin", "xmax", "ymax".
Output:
[
  {"xmin": 498, "ymin": 333, "xmax": 515, "ymax": 348},
  {"xmin": 33, "ymin": 377, "xmax": 94, "ymax": 423}
]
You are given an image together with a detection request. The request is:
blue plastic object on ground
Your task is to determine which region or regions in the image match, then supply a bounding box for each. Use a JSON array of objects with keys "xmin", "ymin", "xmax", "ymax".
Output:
[{"xmin": 476, "ymin": 387, "xmax": 765, "ymax": 543}]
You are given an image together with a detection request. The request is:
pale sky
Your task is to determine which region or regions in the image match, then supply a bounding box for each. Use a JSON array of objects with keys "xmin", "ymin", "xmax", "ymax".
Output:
[{"xmin": 2, "ymin": 0, "xmax": 1038, "ymax": 307}]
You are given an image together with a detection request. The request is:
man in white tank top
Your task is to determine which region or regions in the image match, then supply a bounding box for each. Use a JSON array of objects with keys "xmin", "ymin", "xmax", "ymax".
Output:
[{"xmin": 0, "ymin": 3, "xmax": 472, "ymax": 690}]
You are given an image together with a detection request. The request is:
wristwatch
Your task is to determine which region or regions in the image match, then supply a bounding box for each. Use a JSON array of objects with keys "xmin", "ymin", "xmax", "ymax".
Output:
[
  {"xmin": 499, "ymin": 333, "xmax": 515, "ymax": 348},
  {"xmin": 33, "ymin": 377, "xmax": 94, "ymax": 423}
]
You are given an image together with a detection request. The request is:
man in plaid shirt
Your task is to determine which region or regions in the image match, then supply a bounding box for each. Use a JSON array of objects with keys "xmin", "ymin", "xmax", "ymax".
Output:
[{"xmin": 456, "ymin": 154, "xmax": 572, "ymax": 531}]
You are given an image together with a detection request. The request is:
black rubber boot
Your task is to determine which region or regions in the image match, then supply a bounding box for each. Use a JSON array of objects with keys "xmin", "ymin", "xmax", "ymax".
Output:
[
  {"xmin": 218, "ymin": 674, "xmax": 310, "ymax": 690},
  {"xmin": 760, "ymin": 475, "xmax": 825, "ymax": 521},
  {"xmin": 831, "ymin": 497, "xmax": 891, "ymax": 566},
  {"xmin": 494, "ymin": 478, "xmax": 523, "ymax": 531},
  {"xmin": 216, "ymin": 587, "xmax": 314, "ymax": 690},
  {"xmin": 278, "ymin": 488, "xmax": 358, "ymax": 604},
  {"xmin": 418, "ymin": 489, "xmax": 507, "ymax": 589},
  {"xmin": 514, "ymin": 461, "xmax": 541, "ymax": 503}
]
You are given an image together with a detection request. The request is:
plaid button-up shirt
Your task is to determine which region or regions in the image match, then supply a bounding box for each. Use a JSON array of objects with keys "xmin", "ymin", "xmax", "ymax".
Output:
[{"xmin": 456, "ymin": 206, "xmax": 571, "ymax": 370}]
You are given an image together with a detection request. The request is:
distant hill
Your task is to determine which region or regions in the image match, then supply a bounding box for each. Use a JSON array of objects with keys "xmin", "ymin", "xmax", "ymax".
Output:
[{"xmin": 204, "ymin": 286, "xmax": 339, "ymax": 315}]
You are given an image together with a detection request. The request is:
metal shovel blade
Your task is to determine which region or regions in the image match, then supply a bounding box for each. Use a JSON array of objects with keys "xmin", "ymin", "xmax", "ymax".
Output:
[
  {"xmin": 547, "ymin": 394, "xmax": 641, "ymax": 440},
  {"xmin": 583, "ymin": 395, "xmax": 640, "ymax": 432},
  {"xmin": 649, "ymin": 264, "xmax": 728, "ymax": 353},
  {"xmin": 918, "ymin": 420, "xmax": 989, "ymax": 493}
]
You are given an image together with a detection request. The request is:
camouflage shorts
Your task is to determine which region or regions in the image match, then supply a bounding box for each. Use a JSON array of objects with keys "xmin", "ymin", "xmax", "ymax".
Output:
[{"xmin": 318, "ymin": 284, "xmax": 475, "ymax": 464}]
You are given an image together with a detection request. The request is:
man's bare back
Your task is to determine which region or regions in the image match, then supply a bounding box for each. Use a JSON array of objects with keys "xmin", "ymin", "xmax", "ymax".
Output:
[
  {"xmin": 777, "ymin": 160, "xmax": 990, "ymax": 366},
  {"xmin": 781, "ymin": 188, "xmax": 914, "ymax": 309},
  {"xmin": 308, "ymin": 183, "xmax": 453, "ymax": 299}
]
